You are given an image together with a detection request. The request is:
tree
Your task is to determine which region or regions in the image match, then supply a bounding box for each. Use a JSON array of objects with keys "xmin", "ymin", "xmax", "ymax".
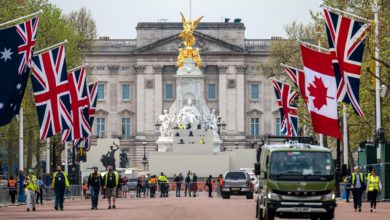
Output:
[
  {"xmin": 0, "ymin": 0, "xmax": 97, "ymax": 175},
  {"xmin": 66, "ymin": 7, "xmax": 97, "ymax": 52}
]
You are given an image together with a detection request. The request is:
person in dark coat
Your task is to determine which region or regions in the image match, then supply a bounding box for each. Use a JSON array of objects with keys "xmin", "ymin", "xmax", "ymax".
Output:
[
  {"xmin": 205, "ymin": 175, "xmax": 213, "ymax": 198},
  {"xmin": 7, "ymin": 176, "xmax": 17, "ymax": 204},
  {"xmin": 88, "ymin": 166, "xmax": 103, "ymax": 210}
]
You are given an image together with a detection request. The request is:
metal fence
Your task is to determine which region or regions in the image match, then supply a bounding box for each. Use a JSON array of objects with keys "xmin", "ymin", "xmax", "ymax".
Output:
[{"xmin": 0, "ymin": 185, "xmax": 82, "ymax": 206}]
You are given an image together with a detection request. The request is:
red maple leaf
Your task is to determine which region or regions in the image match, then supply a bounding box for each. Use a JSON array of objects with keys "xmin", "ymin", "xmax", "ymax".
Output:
[{"xmin": 307, "ymin": 76, "xmax": 329, "ymax": 110}]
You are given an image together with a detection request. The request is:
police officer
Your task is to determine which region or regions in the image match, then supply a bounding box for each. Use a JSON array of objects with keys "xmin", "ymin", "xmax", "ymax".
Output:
[
  {"xmin": 7, "ymin": 176, "xmax": 17, "ymax": 204},
  {"xmin": 88, "ymin": 166, "xmax": 103, "ymax": 210},
  {"xmin": 367, "ymin": 168, "xmax": 382, "ymax": 212},
  {"xmin": 24, "ymin": 169, "xmax": 38, "ymax": 212},
  {"xmin": 51, "ymin": 166, "xmax": 70, "ymax": 211},
  {"xmin": 103, "ymin": 165, "xmax": 119, "ymax": 209},
  {"xmin": 158, "ymin": 172, "xmax": 168, "ymax": 197},
  {"xmin": 343, "ymin": 175, "xmax": 351, "ymax": 203},
  {"xmin": 351, "ymin": 166, "xmax": 365, "ymax": 212}
]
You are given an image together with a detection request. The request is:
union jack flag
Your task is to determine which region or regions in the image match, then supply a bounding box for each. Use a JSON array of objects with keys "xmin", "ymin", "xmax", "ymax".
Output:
[
  {"xmin": 72, "ymin": 82, "xmax": 97, "ymax": 151},
  {"xmin": 323, "ymin": 8, "xmax": 370, "ymax": 116},
  {"xmin": 272, "ymin": 80, "xmax": 299, "ymax": 137},
  {"xmin": 16, "ymin": 17, "xmax": 39, "ymax": 74},
  {"xmin": 31, "ymin": 45, "xmax": 72, "ymax": 140},
  {"xmin": 74, "ymin": 136, "xmax": 91, "ymax": 151},
  {"xmin": 282, "ymin": 64, "xmax": 308, "ymax": 104},
  {"xmin": 87, "ymin": 82, "xmax": 98, "ymax": 128},
  {"xmin": 62, "ymin": 67, "xmax": 91, "ymax": 142}
]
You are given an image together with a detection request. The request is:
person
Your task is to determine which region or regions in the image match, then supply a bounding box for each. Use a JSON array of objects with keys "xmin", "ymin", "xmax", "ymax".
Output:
[
  {"xmin": 88, "ymin": 166, "xmax": 103, "ymax": 210},
  {"xmin": 136, "ymin": 176, "xmax": 143, "ymax": 198},
  {"xmin": 149, "ymin": 175, "xmax": 158, "ymax": 198},
  {"xmin": 82, "ymin": 181, "xmax": 88, "ymax": 199},
  {"xmin": 103, "ymin": 165, "xmax": 119, "ymax": 209},
  {"xmin": 217, "ymin": 174, "xmax": 224, "ymax": 197},
  {"xmin": 191, "ymin": 173, "xmax": 198, "ymax": 197},
  {"xmin": 24, "ymin": 169, "xmax": 38, "ymax": 212},
  {"xmin": 7, "ymin": 176, "xmax": 17, "ymax": 204},
  {"xmin": 176, "ymin": 173, "xmax": 183, "ymax": 197},
  {"xmin": 184, "ymin": 173, "xmax": 191, "ymax": 197},
  {"xmin": 205, "ymin": 175, "xmax": 213, "ymax": 198},
  {"xmin": 121, "ymin": 176, "xmax": 128, "ymax": 198},
  {"xmin": 36, "ymin": 176, "xmax": 45, "ymax": 205},
  {"xmin": 343, "ymin": 175, "xmax": 351, "ymax": 203},
  {"xmin": 367, "ymin": 168, "xmax": 382, "ymax": 212},
  {"xmin": 51, "ymin": 165, "xmax": 70, "ymax": 211},
  {"xmin": 351, "ymin": 166, "xmax": 365, "ymax": 212},
  {"xmin": 158, "ymin": 172, "xmax": 168, "ymax": 197},
  {"xmin": 143, "ymin": 175, "xmax": 150, "ymax": 197}
]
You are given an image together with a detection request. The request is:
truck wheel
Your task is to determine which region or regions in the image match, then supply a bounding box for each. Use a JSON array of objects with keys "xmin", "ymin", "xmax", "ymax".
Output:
[
  {"xmin": 264, "ymin": 209, "xmax": 274, "ymax": 220},
  {"xmin": 246, "ymin": 193, "xmax": 254, "ymax": 199},
  {"xmin": 319, "ymin": 214, "xmax": 333, "ymax": 220}
]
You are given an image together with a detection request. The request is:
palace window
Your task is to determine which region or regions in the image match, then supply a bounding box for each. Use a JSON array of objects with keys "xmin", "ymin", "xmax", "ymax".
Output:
[
  {"xmin": 122, "ymin": 118, "xmax": 131, "ymax": 138},
  {"xmin": 208, "ymin": 83, "xmax": 216, "ymax": 100},
  {"xmin": 250, "ymin": 84, "xmax": 259, "ymax": 100},
  {"xmin": 97, "ymin": 83, "xmax": 105, "ymax": 100},
  {"xmin": 96, "ymin": 118, "xmax": 105, "ymax": 137},
  {"xmin": 122, "ymin": 84, "xmax": 131, "ymax": 100},
  {"xmin": 250, "ymin": 118, "xmax": 260, "ymax": 138},
  {"xmin": 165, "ymin": 83, "xmax": 173, "ymax": 100},
  {"xmin": 96, "ymin": 66, "xmax": 105, "ymax": 71}
]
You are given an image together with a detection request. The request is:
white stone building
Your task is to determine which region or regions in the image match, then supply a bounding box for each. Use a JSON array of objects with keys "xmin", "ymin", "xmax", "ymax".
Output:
[{"xmin": 85, "ymin": 22, "xmax": 281, "ymax": 169}]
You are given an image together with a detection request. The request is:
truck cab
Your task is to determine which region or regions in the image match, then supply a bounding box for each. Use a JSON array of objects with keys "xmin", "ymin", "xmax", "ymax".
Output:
[{"xmin": 255, "ymin": 137, "xmax": 336, "ymax": 220}]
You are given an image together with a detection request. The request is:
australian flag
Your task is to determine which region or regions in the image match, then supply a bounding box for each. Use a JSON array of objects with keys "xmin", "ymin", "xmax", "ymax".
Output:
[{"xmin": 0, "ymin": 17, "xmax": 39, "ymax": 126}]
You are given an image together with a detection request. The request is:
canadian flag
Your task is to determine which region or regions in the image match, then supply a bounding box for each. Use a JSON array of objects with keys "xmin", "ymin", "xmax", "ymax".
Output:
[{"xmin": 300, "ymin": 44, "xmax": 342, "ymax": 139}]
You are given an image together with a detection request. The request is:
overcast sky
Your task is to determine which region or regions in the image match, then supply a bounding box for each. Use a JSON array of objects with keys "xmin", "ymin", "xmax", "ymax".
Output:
[{"xmin": 49, "ymin": 0, "xmax": 321, "ymax": 39}]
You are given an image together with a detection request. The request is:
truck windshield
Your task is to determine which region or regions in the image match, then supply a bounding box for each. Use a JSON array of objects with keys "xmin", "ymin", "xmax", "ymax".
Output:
[{"xmin": 269, "ymin": 151, "xmax": 334, "ymax": 181}]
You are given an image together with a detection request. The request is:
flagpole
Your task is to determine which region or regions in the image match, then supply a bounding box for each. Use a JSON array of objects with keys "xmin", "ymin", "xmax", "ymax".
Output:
[
  {"xmin": 320, "ymin": 3, "xmax": 371, "ymax": 23},
  {"xmin": 0, "ymin": 10, "xmax": 43, "ymax": 28},
  {"xmin": 64, "ymin": 142, "xmax": 68, "ymax": 173},
  {"xmin": 68, "ymin": 63, "xmax": 89, "ymax": 73},
  {"xmin": 45, "ymin": 138, "xmax": 50, "ymax": 187},
  {"xmin": 17, "ymin": 107, "xmax": 25, "ymax": 203},
  {"xmin": 34, "ymin": 40, "xmax": 68, "ymax": 55},
  {"xmin": 46, "ymin": 138, "xmax": 50, "ymax": 186},
  {"xmin": 298, "ymin": 40, "xmax": 329, "ymax": 52},
  {"xmin": 343, "ymin": 104, "xmax": 349, "ymax": 166},
  {"xmin": 373, "ymin": 0, "xmax": 381, "ymax": 158},
  {"xmin": 280, "ymin": 63, "xmax": 304, "ymax": 71}
]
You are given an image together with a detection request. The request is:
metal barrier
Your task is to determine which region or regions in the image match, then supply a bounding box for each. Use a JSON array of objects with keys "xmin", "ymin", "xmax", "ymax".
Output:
[{"xmin": 0, "ymin": 185, "xmax": 82, "ymax": 206}]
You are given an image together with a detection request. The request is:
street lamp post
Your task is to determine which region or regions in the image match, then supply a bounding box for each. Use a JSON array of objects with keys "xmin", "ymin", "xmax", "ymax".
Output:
[{"xmin": 141, "ymin": 142, "xmax": 148, "ymax": 171}]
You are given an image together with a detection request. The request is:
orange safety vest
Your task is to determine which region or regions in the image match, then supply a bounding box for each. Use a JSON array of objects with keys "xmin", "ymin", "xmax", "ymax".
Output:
[
  {"xmin": 150, "ymin": 178, "xmax": 157, "ymax": 184},
  {"xmin": 8, "ymin": 180, "xmax": 16, "ymax": 187},
  {"xmin": 218, "ymin": 177, "xmax": 223, "ymax": 187}
]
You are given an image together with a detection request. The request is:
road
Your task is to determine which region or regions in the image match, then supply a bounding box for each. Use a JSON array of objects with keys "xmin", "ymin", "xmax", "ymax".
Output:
[{"xmin": 0, "ymin": 193, "xmax": 389, "ymax": 220}]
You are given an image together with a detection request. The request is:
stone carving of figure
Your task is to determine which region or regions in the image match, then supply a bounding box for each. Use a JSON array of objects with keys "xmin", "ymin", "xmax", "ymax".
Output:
[
  {"xmin": 159, "ymin": 109, "xmax": 175, "ymax": 137},
  {"xmin": 120, "ymin": 150, "xmax": 129, "ymax": 168},
  {"xmin": 101, "ymin": 143, "xmax": 119, "ymax": 170},
  {"xmin": 177, "ymin": 98, "xmax": 201, "ymax": 126},
  {"xmin": 209, "ymin": 109, "xmax": 219, "ymax": 135}
]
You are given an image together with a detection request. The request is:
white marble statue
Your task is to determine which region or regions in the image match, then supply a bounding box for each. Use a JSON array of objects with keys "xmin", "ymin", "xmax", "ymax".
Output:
[
  {"xmin": 177, "ymin": 98, "xmax": 201, "ymax": 126},
  {"xmin": 207, "ymin": 109, "xmax": 219, "ymax": 136},
  {"xmin": 159, "ymin": 109, "xmax": 175, "ymax": 137}
]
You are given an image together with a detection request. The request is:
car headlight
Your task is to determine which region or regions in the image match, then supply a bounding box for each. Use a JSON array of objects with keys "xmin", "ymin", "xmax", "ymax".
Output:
[
  {"xmin": 323, "ymin": 193, "xmax": 335, "ymax": 201},
  {"xmin": 267, "ymin": 191, "xmax": 280, "ymax": 201}
]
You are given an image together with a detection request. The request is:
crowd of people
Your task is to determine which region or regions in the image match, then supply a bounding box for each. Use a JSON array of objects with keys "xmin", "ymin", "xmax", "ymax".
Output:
[
  {"xmin": 80, "ymin": 169, "xmax": 225, "ymax": 210},
  {"xmin": 342, "ymin": 166, "xmax": 383, "ymax": 213}
]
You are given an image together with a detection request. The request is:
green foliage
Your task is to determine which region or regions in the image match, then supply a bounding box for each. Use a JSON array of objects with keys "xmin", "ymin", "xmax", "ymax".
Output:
[
  {"xmin": 0, "ymin": 0, "xmax": 96, "ymax": 173},
  {"xmin": 266, "ymin": 0, "xmax": 390, "ymax": 151}
]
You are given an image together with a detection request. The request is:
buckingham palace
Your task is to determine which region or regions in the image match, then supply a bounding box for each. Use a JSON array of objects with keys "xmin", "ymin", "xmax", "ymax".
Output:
[{"xmin": 85, "ymin": 21, "xmax": 281, "ymax": 168}]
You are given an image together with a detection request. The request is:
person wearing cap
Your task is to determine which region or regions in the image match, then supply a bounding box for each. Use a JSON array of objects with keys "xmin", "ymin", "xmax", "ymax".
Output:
[
  {"xmin": 51, "ymin": 165, "xmax": 70, "ymax": 211},
  {"xmin": 103, "ymin": 165, "xmax": 119, "ymax": 209},
  {"xmin": 24, "ymin": 169, "xmax": 38, "ymax": 212},
  {"xmin": 88, "ymin": 166, "xmax": 103, "ymax": 210}
]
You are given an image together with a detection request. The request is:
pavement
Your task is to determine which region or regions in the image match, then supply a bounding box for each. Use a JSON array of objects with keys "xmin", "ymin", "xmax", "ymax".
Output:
[{"xmin": 0, "ymin": 193, "xmax": 389, "ymax": 220}]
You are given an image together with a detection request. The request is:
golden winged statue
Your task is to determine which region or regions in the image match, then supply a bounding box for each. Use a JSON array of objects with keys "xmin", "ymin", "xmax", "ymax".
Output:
[{"xmin": 177, "ymin": 12, "xmax": 204, "ymax": 68}]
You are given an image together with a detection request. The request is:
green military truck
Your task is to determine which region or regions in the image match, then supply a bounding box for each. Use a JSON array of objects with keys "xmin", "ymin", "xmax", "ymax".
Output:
[{"xmin": 255, "ymin": 136, "xmax": 337, "ymax": 220}]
